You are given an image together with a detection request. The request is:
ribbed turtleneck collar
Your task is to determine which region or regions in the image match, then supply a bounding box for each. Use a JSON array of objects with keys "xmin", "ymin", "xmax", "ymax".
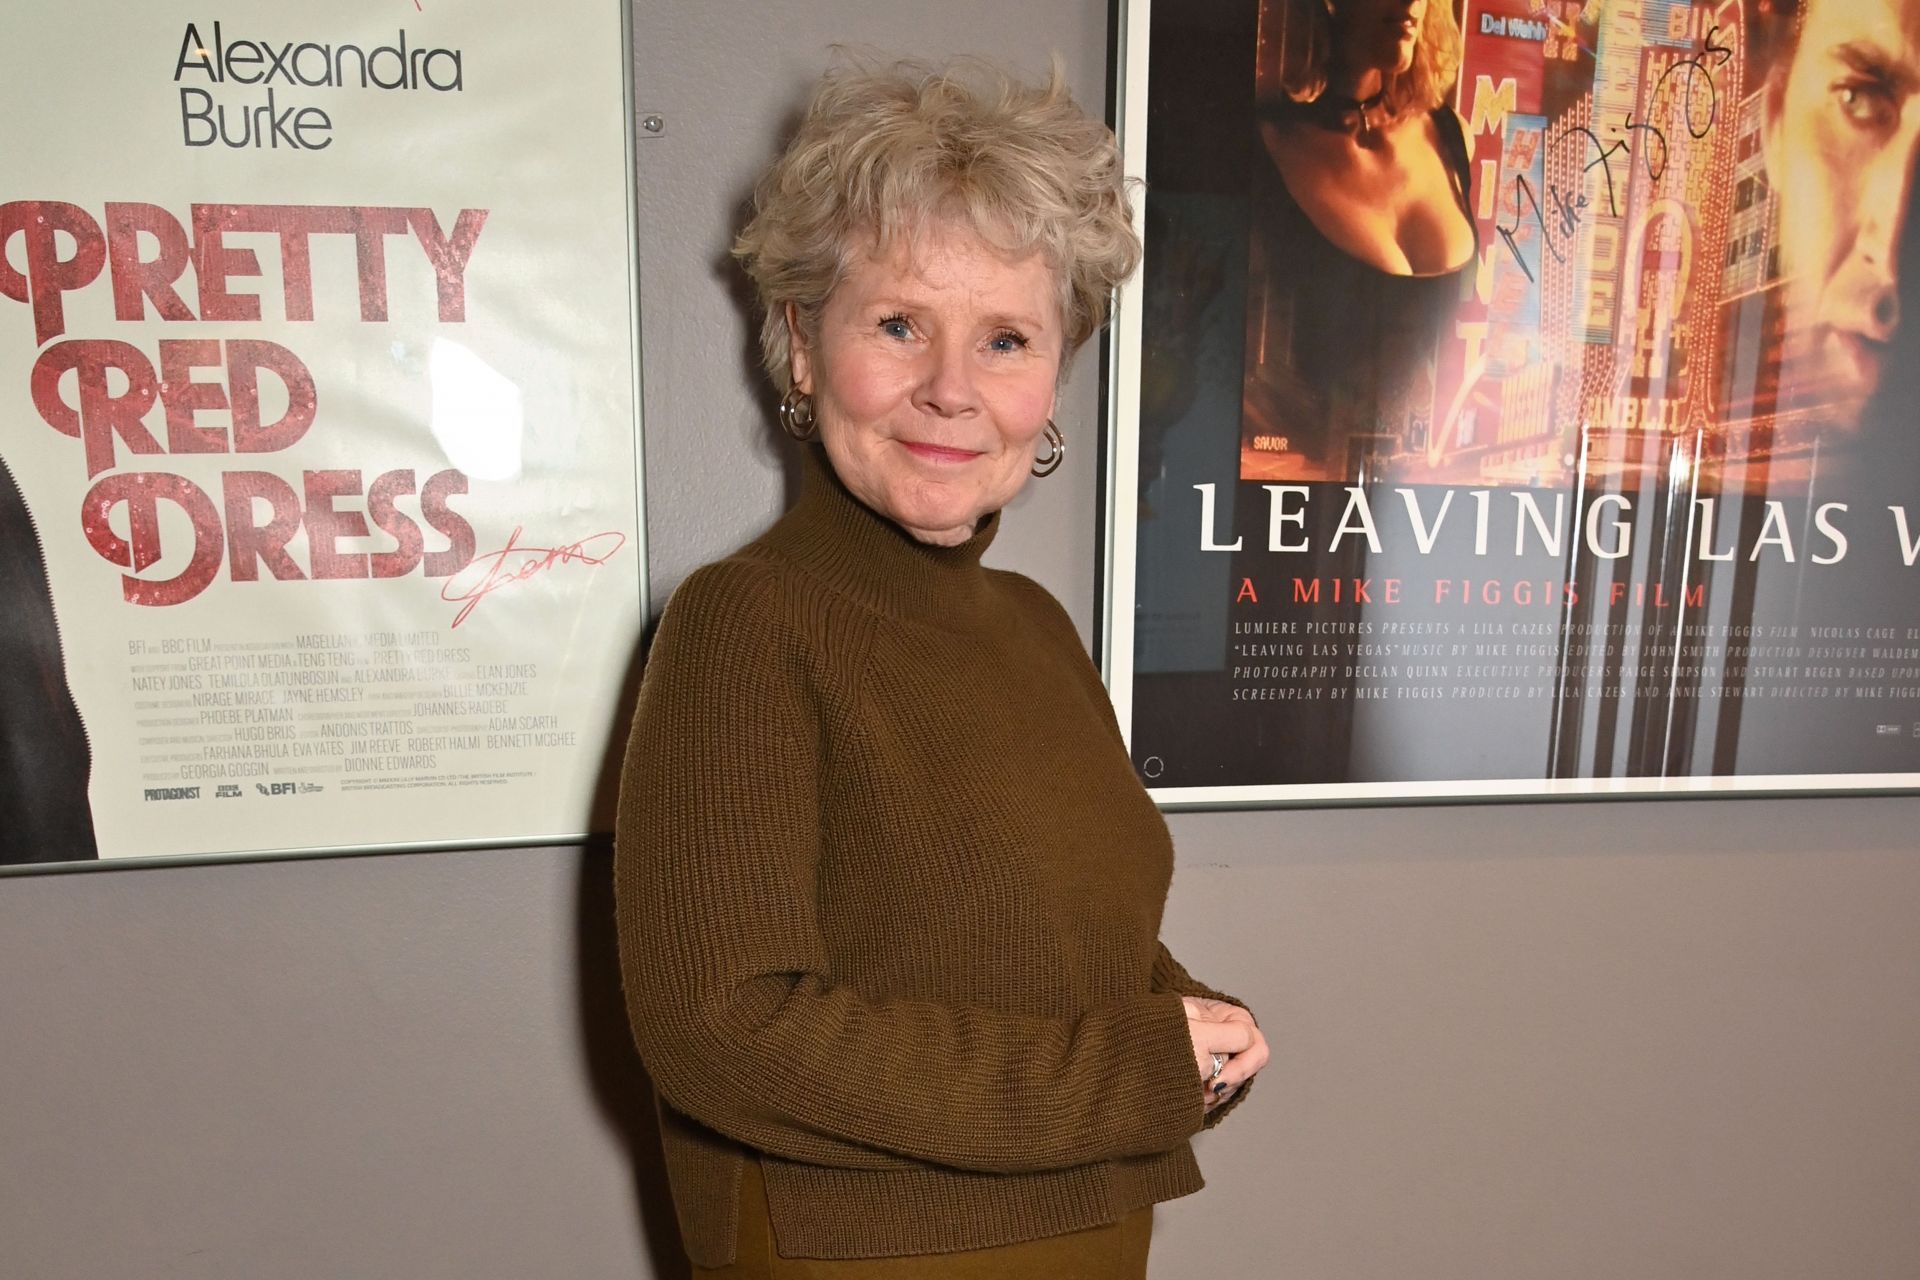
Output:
[{"xmin": 762, "ymin": 445, "xmax": 1001, "ymax": 628}]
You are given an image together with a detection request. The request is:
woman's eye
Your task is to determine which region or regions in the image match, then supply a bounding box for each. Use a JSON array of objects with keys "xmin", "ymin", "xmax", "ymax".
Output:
[
  {"xmin": 1835, "ymin": 80, "xmax": 1898, "ymax": 131},
  {"xmin": 879, "ymin": 316, "xmax": 913, "ymax": 339},
  {"xmin": 987, "ymin": 330, "xmax": 1029, "ymax": 353}
]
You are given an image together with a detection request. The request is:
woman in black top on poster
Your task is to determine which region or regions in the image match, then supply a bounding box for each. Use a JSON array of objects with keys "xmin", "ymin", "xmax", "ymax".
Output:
[{"xmin": 1243, "ymin": 0, "xmax": 1475, "ymax": 482}]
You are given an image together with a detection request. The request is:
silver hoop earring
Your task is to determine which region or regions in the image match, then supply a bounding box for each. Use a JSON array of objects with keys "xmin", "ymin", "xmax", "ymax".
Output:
[
  {"xmin": 778, "ymin": 387, "xmax": 817, "ymax": 441},
  {"xmin": 1031, "ymin": 420, "xmax": 1065, "ymax": 478}
]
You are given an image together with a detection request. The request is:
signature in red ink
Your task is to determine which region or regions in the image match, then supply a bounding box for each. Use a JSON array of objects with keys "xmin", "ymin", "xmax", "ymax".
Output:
[{"xmin": 440, "ymin": 526, "xmax": 627, "ymax": 627}]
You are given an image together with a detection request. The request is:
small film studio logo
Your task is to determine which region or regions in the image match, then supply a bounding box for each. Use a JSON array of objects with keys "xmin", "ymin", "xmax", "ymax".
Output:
[
  {"xmin": 143, "ymin": 786, "xmax": 201, "ymax": 802},
  {"xmin": 215, "ymin": 784, "xmax": 243, "ymax": 798},
  {"xmin": 255, "ymin": 781, "xmax": 325, "ymax": 796}
]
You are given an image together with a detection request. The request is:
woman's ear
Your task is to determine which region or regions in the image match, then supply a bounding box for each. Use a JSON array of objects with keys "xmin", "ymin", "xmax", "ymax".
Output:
[{"xmin": 786, "ymin": 302, "xmax": 813, "ymax": 395}]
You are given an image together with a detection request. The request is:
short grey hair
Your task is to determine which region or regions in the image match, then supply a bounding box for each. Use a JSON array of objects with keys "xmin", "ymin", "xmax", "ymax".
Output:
[{"xmin": 733, "ymin": 54, "xmax": 1142, "ymax": 394}]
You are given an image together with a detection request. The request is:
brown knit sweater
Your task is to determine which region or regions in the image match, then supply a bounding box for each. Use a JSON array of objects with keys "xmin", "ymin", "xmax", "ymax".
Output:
[{"xmin": 614, "ymin": 448, "xmax": 1249, "ymax": 1265}]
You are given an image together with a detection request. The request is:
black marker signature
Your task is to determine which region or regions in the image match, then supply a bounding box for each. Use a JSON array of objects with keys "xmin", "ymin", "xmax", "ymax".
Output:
[{"xmin": 1496, "ymin": 28, "xmax": 1731, "ymax": 285}]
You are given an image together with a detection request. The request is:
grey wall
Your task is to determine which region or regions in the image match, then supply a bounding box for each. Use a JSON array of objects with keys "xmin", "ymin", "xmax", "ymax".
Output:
[{"xmin": 4, "ymin": 3, "xmax": 1919, "ymax": 1279}]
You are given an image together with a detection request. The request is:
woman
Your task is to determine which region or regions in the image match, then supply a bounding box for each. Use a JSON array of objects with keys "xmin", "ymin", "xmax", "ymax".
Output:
[
  {"xmin": 1241, "ymin": 0, "xmax": 1474, "ymax": 481},
  {"xmin": 616, "ymin": 58, "xmax": 1268, "ymax": 1276}
]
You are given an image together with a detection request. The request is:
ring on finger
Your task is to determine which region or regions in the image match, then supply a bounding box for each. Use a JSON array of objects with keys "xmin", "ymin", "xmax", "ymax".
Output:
[{"xmin": 1208, "ymin": 1052, "xmax": 1227, "ymax": 1082}]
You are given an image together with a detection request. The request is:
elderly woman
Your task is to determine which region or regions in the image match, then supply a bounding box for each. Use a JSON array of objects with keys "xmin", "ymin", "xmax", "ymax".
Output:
[
  {"xmin": 1240, "ymin": 0, "xmax": 1473, "ymax": 481},
  {"xmin": 616, "ymin": 58, "xmax": 1267, "ymax": 1276}
]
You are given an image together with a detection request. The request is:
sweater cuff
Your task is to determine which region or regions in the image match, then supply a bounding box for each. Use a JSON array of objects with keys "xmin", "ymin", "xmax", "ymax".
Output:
[{"xmin": 1135, "ymin": 992, "xmax": 1208, "ymax": 1147}]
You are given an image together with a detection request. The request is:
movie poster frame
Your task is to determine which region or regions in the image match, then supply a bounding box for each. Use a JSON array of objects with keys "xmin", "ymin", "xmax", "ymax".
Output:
[
  {"xmin": 1100, "ymin": 0, "xmax": 1920, "ymax": 810},
  {"xmin": 0, "ymin": 0, "xmax": 650, "ymax": 874}
]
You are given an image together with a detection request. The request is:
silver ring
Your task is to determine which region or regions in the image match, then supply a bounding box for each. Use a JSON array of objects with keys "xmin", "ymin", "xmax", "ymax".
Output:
[{"xmin": 1208, "ymin": 1052, "xmax": 1226, "ymax": 1082}]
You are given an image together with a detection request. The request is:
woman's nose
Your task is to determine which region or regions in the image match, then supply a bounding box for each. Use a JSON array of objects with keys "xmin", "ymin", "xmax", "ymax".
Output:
[{"xmin": 912, "ymin": 338, "xmax": 981, "ymax": 418}]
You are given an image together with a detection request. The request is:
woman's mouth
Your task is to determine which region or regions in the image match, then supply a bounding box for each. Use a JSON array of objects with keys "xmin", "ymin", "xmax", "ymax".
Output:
[{"xmin": 900, "ymin": 441, "xmax": 983, "ymax": 464}]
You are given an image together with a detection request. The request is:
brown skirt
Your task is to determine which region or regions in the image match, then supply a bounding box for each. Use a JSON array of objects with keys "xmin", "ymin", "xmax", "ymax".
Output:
[{"xmin": 692, "ymin": 1160, "xmax": 1153, "ymax": 1280}]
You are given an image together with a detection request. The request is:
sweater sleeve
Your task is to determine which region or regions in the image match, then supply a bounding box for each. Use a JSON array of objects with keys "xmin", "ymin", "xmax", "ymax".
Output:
[
  {"xmin": 614, "ymin": 561, "xmax": 1205, "ymax": 1176},
  {"xmin": 995, "ymin": 571, "xmax": 1259, "ymax": 1130}
]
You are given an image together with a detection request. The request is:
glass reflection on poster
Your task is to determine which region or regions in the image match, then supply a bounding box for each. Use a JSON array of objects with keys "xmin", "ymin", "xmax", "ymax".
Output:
[{"xmin": 1107, "ymin": 0, "xmax": 1920, "ymax": 805}]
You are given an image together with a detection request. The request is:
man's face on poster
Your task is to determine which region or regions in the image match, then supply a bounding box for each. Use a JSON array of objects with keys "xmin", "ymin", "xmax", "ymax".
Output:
[{"xmin": 1764, "ymin": 0, "xmax": 1920, "ymax": 427}]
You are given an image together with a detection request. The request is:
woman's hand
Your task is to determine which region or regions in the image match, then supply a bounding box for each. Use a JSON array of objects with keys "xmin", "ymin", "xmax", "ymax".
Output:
[{"xmin": 1183, "ymin": 995, "xmax": 1269, "ymax": 1112}]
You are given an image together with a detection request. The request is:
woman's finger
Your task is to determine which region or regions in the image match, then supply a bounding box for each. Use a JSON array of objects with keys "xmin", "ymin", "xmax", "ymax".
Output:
[
  {"xmin": 1188, "ymin": 1014, "xmax": 1226, "ymax": 1078},
  {"xmin": 1187, "ymin": 1013, "xmax": 1254, "ymax": 1080},
  {"xmin": 1203, "ymin": 1080, "xmax": 1240, "ymax": 1112},
  {"xmin": 1209, "ymin": 1025, "xmax": 1270, "ymax": 1095},
  {"xmin": 1183, "ymin": 996, "xmax": 1254, "ymax": 1026},
  {"xmin": 1195, "ymin": 1018, "xmax": 1255, "ymax": 1057}
]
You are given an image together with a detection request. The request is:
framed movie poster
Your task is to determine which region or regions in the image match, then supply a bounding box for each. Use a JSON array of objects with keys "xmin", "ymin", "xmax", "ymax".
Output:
[
  {"xmin": 0, "ymin": 0, "xmax": 646, "ymax": 869},
  {"xmin": 1106, "ymin": 0, "xmax": 1920, "ymax": 806}
]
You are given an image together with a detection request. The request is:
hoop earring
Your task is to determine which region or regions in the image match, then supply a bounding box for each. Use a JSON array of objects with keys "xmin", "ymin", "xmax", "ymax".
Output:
[
  {"xmin": 778, "ymin": 387, "xmax": 817, "ymax": 441},
  {"xmin": 1031, "ymin": 420, "xmax": 1065, "ymax": 478}
]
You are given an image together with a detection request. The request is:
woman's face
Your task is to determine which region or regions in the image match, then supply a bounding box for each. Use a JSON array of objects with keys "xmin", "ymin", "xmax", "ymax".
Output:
[
  {"xmin": 790, "ymin": 221, "xmax": 1062, "ymax": 547},
  {"xmin": 1333, "ymin": 0, "xmax": 1426, "ymax": 80}
]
